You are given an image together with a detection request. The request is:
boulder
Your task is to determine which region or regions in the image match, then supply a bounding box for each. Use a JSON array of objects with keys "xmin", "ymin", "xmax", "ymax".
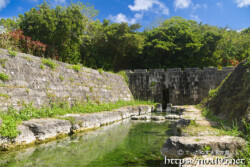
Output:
[{"xmin": 161, "ymin": 136, "xmax": 246, "ymax": 158}]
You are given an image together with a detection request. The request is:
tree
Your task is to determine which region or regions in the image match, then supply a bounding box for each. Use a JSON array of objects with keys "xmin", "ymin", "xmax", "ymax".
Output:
[{"xmin": 19, "ymin": 1, "xmax": 98, "ymax": 63}]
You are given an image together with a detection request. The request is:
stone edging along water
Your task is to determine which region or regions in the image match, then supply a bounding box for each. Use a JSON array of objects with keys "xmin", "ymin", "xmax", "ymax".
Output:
[{"xmin": 0, "ymin": 105, "xmax": 154, "ymax": 151}]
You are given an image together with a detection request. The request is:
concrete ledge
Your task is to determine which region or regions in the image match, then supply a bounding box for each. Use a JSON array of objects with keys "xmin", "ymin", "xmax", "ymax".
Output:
[{"xmin": 0, "ymin": 105, "xmax": 153, "ymax": 151}]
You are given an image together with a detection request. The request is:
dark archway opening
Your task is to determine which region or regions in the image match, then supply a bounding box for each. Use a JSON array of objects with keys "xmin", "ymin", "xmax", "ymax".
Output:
[{"xmin": 162, "ymin": 88, "xmax": 170, "ymax": 110}]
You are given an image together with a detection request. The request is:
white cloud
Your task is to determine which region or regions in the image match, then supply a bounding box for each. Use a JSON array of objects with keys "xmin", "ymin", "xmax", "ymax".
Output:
[
  {"xmin": 128, "ymin": 0, "xmax": 169, "ymax": 15},
  {"xmin": 55, "ymin": 0, "xmax": 66, "ymax": 3},
  {"xmin": 216, "ymin": 2, "xmax": 223, "ymax": 10},
  {"xmin": 192, "ymin": 4, "xmax": 207, "ymax": 11},
  {"xmin": 108, "ymin": 13, "xmax": 143, "ymax": 24},
  {"xmin": 234, "ymin": 0, "xmax": 250, "ymax": 7},
  {"xmin": 237, "ymin": 28, "xmax": 245, "ymax": 32},
  {"xmin": 190, "ymin": 14, "xmax": 200, "ymax": 22},
  {"xmin": 0, "ymin": 0, "xmax": 10, "ymax": 11},
  {"xmin": 174, "ymin": 0, "xmax": 192, "ymax": 10}
]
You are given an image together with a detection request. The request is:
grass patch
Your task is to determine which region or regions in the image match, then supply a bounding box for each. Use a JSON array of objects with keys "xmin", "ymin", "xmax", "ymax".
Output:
[
  {"xmin": 0, "ymin": 73, "xmax": 9, "ymax": 81},
  {"xmin": 0, "ymin": 100, "xmax": 155, "ymax": 138},
  {"xmin": 201, "ymin": 107, "xmax": 228, "ymax": 125},
  {"xmin": 0, "ymin": 58, "xmax": 7, "ymax": 68},
  {"xmin": 42, "ymin": 59, "xmax": 57, "ymax": 71},
  {"xmin": 182, "ymin": 125, "xmax": 227, "ymax": 136}
]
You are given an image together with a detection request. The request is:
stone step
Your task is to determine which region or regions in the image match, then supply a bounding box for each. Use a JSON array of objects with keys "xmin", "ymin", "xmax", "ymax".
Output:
[{"xmin": 161, "ymin": 136, "xmax": 246, "ymax": 158}]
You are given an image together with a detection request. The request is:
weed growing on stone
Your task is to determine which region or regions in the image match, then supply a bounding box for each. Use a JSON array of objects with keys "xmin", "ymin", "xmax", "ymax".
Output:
[
  {"xmin": 0, "ymin": 93, "xmax": 9, "ymax": 99},
  {"xmin": 42, "ymin": 59, "xmax": 57, "ymax": 71},
  {"xmin": 8, "ymin": 49, "xmax": 17, "ymax": 57},
  {"xmin": 0, "ymin": 58, "xmax": 7, "ymax": 68},
  {"xmin": 71, "ymin": 64, "xmax": 82, "ymax": 72},
  {"xmin": 0, "ymin": 73, "xmax": 9, "ymax": 81},
  {"xmin": 0, "ymin": 100, "xmax": 155, "ymax": 138},
  {"xmin": 98, "ymin": 68, "xmax": 104, "ymax": 74},
  {"xmin": 190, "ymin": 119, "xmax": 199, "ymax": 127},
  {"xmin": 40, "ymin": 64, "xmax": 45, "ymax": 70},
  {"xmin": 117, "ymin": 71, "xmax": 129, "ymax": 84},
  {"xmin": 150, "ymin": 82, "xmax": 156, "ymax": 87},
  {"xmin": 22, "ymin": 56, "xmax": 33, "ymax": 62},
  {"xmin": 59, "ymin": 75, "xmax": 64, "ymax": 81}
]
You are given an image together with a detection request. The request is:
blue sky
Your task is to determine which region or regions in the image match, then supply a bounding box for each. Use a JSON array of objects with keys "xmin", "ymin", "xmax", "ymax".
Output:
[{"xmin": 0, "ymin": 0, "xmax": 249, "ymax": 31}]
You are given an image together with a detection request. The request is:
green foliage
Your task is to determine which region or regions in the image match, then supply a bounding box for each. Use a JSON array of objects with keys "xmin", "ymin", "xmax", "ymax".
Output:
[
  {"xmin": 150, "ymin": 82, "xmax": 156, "ymax": 87},
  {"xmin": 0, "ymin": 58, "xmax": 7, "ymax": 68},
  {"xmin": 202, "ymin": 146, "xmax": 211, "ymax": 152},
  {"xmin": 0, "ymin": 93, "xmax": 9, "ymax": 99},
  {"xmin": 22, "ymin": 56, "xmax": 33, "ymax": 62},
  {"xmin": 40, "ymin": 64, "xmax": 45, "ymax": 70},
  {"xmin": 1, "ymin": 3, "xmax": 249, "ymax": 71},
  {"xmin": 18, "ymin": 1, "xmax": 98, "ymax": 63},
  {"xmin": 42, "ymin": 59, "xmax": 57, "ymax": 71},
  {"xmin": 244, "ymin": 56, "xmax": 250, "ymax": 66},
  {"xmin": 59, "ymin": 75, "xmax": 64, "ymax": 81},
  {"xmin": 0, "ymin": 114, "xmax": 20, "ymax": 138},
  {"xmin": 8, "ymin": 49, "xmax": 17, "ymax": 57},
  {"xmin": 201, "ymin": 107, "xmax": 227, "ymax": 124},
  {"xmin": 71, "ymin": 64, "xmax": 82, "ymax": 72},
  {"xmin": 190, "ymin": 119, "xmax": 199, "ymax": 127},
  {"xmin": 208, "ymin": 88, "xmax": 218, "ymax": 98},
  {"xmin": 117, "ymin": 71, "xmax": 129, "ymax": 83},
  {"xmin": 0, "ymin": 72, "xmax": 9, "ymax": 81},
  {"xmin": 0, "ymin": 100, "xmax": 155, "ymax": 137},
  {"xmin": 98, "ymin": 68, "xmax": 104, "ymax": 74}
]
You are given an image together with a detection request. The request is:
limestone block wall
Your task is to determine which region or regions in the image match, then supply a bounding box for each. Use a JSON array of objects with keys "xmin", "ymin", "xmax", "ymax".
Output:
[
  {"xmin": 126, "ymin": 67, "xmax": 234, "ymax": 105},
  {"xmin": 0, "ymin": 49, "xmax": 132, "ymax": 111}
]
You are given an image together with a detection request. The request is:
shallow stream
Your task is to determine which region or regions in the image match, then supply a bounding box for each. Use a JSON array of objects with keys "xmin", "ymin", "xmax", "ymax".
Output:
[{"xmin": 0, "ymin": 113, "xmax": 178, "ymax": 167}]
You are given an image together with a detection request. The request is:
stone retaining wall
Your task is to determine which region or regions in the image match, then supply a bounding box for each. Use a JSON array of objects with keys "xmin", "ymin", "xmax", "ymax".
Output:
[
  {"xmin": 126, "ymin": 67, "xmax": 234, "ymax": 105},
  {"xmin": 0, "ymin": 49, "xmax": 132, "ymax": 111},
  {"xmin": 0, "ymin": 105, "xmax": 153, "ymax": 151}
]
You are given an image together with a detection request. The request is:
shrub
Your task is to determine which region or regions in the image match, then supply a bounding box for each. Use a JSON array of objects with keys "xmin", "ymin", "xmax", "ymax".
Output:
[
  {"xmin": 9, "ymin": 30, "xmax": 47, "ymax": 57},
  {"xmin": 0, "ymin": 73, "xmax": 9, "ymax": 81}
]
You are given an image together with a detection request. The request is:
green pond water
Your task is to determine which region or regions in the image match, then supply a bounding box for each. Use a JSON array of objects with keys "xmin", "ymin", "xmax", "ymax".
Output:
[{"xmin": 0, "ymin": 113, "xmax": 179, "ymax": 167}]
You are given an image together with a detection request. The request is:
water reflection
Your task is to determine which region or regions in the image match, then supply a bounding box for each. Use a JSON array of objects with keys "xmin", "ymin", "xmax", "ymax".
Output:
[{"xmin": 0, "ymin": 116, "xmax": 178, "ymax": 167}]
